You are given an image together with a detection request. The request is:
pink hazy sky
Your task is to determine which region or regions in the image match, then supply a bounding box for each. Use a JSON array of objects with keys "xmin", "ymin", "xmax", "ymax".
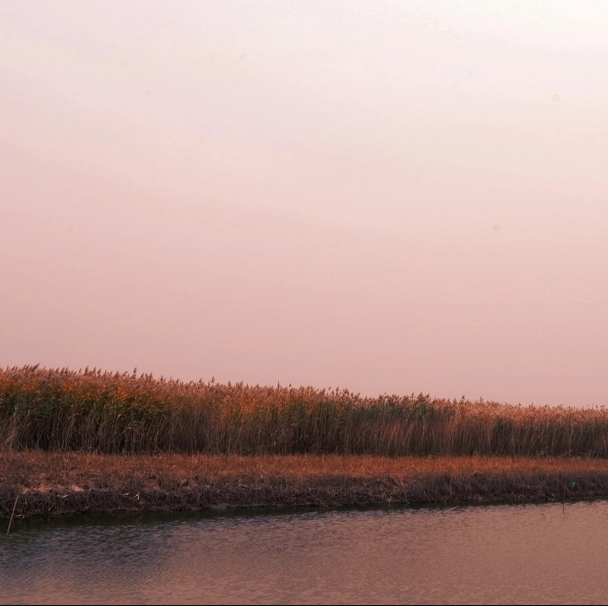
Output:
[{"xmin": 1, "ymin": 1, "xmax": 607, "ymax": 406}]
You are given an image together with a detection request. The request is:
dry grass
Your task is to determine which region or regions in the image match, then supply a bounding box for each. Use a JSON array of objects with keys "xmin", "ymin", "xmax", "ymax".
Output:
[
  {"xmin": 3, "ymin": 451, "xmax": 608, "ymax": 518},
  {"xmin": 2, "ymin": 365, "xmax": 608, "ymax": 457}
]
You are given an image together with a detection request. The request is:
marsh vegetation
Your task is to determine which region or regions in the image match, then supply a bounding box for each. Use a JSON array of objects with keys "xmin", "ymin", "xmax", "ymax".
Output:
[{"xmin": 2, "ymin": 365, "xmax": 608, "ymax": 457}]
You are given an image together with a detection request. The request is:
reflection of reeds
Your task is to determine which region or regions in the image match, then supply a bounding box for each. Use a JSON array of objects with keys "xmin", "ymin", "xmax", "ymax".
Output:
[{"xmin": 1, "ymin": 365, "xmax": 608, "ymax": 457}]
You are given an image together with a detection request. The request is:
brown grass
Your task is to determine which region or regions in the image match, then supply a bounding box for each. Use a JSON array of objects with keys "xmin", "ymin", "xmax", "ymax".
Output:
[
  {"xmin": 3, "ymin": 451, "xmax": 608, "ymax": 519},
  {"xmin": 2, "ymin": 365, "xmax": 608, "ymax": 457}
]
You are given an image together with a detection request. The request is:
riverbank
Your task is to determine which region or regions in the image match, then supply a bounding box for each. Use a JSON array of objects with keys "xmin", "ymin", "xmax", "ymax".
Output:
[{"xmin": 3, "ymin": 452, "xmax": 608, "ymax": 519}]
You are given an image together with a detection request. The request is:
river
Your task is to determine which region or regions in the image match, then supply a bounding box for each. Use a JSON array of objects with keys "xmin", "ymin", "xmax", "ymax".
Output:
[{"xmin": 2, "ymin": 500, "xmax": 608, "ymax": 604}]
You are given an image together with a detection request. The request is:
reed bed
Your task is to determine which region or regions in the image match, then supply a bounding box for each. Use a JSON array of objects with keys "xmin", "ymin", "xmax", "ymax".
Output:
[{"xmin": 2, "ymin": 365, "xmax": 608, "ymax": 457}]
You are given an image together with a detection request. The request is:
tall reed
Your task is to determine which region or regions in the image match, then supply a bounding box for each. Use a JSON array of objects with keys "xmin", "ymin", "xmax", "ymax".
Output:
[{"xmin": 1, "ymin": 365, "xmax": 607, "ymax": 456}]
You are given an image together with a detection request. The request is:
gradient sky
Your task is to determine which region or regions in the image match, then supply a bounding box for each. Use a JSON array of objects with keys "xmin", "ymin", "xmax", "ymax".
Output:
[{"xmin": 1, "ymin": 1, "xmax": 607, "ymax": 406}]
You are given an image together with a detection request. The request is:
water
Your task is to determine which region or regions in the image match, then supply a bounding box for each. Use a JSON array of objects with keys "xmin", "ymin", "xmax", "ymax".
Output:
[{"xmin": 2, "ymin": 501, "xmax": 608, "ymax": 604}]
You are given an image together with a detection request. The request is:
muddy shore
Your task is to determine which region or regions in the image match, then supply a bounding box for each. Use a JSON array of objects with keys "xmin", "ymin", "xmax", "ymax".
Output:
[{"xmin": 3, "ymin": 452, "xmax": 608, "ymax": 520}]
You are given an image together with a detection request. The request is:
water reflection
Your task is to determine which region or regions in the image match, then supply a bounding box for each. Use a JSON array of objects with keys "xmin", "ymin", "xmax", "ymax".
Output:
[{"xmin": 3, "ymin": 501, "xmax": 608, "ymax": 604}]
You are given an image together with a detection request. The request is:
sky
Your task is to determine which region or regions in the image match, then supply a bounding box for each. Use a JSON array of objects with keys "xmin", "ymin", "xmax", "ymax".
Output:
[{"xmin": 1, "ymin": 1, "xmax": 607, "ymax": 406}]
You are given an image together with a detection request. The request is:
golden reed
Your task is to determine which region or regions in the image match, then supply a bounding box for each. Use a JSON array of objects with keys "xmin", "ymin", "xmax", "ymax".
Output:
[{"xmin": 2, "ymin": 365, "xmax": 608, "ymax": 456}]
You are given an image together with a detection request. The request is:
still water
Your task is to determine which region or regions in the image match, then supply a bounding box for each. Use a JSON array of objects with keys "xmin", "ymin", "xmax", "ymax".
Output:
[{"xmin": 2, "ymin": 500, "xmax": 608, "ymax": 605}]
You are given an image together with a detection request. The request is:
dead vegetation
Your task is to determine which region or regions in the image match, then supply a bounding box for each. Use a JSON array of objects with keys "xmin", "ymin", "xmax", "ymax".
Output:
[
  {"xmin": 2, "ymin": 366, "xmax": 608, "ymax": 457},
  {"xmin": 3, "ymin": 366, "xmax": 608, "ymax": 519},
  {"xmin": 2, "ymin": 452, "xmax": 608, "ymax": 519}
]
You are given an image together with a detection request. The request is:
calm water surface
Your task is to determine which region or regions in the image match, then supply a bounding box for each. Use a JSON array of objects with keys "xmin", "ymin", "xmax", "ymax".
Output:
[{"xmin": 2, "ymin": 500, "xmax": 608, "ymax": 605}]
